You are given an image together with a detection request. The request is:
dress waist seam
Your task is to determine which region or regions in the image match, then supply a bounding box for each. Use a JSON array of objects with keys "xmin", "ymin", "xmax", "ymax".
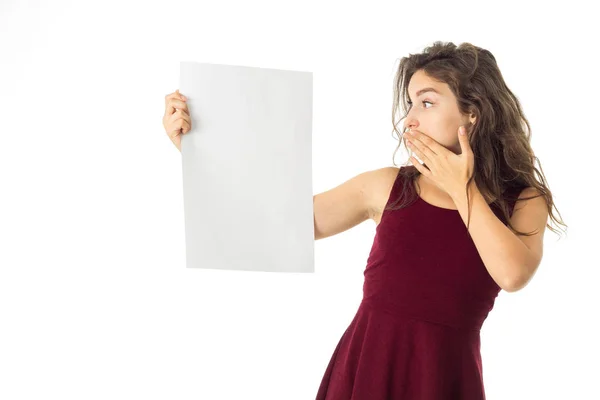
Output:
[{"xmin": 360, "ymin": 296, "xmax": 482, "ymax": 333}]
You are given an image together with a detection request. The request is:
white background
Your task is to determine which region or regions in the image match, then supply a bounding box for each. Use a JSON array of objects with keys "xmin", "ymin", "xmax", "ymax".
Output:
[{"xmin": 1, "ymin": 1, "xmax": 598, "ymax": 399}]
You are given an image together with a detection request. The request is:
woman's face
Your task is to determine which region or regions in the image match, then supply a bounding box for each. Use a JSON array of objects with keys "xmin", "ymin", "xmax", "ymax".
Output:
[{"xmin": 403, "ymin": 69, "xmax": 475, "ymax": 155}]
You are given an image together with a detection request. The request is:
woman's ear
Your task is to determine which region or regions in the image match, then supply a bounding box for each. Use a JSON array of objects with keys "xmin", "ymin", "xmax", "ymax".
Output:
[{"xmin": 468, "ymin": 113, "xmax": 477, "ymax": 126}]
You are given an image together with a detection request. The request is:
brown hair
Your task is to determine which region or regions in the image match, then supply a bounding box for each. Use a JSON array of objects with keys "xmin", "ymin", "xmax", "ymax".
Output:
[{"xmin": 387, "ymin": 41, "xmax": 567, "ymax": 238}]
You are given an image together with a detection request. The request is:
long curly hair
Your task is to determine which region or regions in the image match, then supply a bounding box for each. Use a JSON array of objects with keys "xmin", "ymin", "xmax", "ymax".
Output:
[{"xmin": 387, "ymin": 41, "xmax": 567, "ymax": 238}]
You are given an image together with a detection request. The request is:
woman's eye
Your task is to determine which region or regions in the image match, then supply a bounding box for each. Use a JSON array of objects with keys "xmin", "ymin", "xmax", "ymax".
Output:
[{"xmin": 407, "ymin": 100, "xmax": 433, "ymax": 109}]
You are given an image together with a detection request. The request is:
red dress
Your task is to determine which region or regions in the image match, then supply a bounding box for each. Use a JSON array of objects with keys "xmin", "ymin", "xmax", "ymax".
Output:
[{"xmin": 316, "ymin": 166, "xmax": 524, "ymax": 400}]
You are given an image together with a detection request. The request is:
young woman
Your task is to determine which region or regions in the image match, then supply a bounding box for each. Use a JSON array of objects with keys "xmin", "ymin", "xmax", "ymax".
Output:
[{"xmin": 162, "ymin": 41, "xmax": 566, "ymax": 400}]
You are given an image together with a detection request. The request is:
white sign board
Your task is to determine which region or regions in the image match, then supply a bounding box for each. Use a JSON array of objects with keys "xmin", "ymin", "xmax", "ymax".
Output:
[{"xmin": 179, "ymin": 62, "xmax": 314, "ymax": 273}]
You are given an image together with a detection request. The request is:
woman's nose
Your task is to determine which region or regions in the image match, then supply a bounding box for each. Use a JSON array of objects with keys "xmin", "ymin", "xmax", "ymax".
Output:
[{"xmin": 404, "ymin": 118, "xmax": 418, "ymax": 132}]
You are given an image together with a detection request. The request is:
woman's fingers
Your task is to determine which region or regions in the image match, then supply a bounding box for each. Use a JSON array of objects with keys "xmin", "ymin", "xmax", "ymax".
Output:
[
  {"xmin": 164, "ymin": 90, "xmax": 189, "ymax": 117},
  {"xmin": 163, "ymin": 90, "xmax": 192, "ymax": 151},
  {"xmin": 166, "ymin": 109, "xmax": 191, "ymax": 137},
  {"xmin": 164, "ymin": 98, "xmax": 189, "ymax": 118}
]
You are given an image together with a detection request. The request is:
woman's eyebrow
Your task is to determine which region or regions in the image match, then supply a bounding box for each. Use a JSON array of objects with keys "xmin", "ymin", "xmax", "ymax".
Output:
[{"xmin": 408, "ymin": 87, "xmax": 441, "ymax": 101}]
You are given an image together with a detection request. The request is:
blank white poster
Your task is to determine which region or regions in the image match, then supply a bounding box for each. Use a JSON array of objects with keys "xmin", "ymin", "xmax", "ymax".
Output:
[{"xmin": 179, "ymin": 61, "xmax": 314, "ymax": 273}]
